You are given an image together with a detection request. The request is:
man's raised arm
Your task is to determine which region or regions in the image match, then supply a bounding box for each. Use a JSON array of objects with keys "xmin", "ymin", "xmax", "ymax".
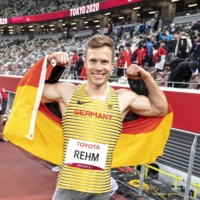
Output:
[{"xmin": 126, "ymin": 64, "xmax": 168, "ymax": 117}]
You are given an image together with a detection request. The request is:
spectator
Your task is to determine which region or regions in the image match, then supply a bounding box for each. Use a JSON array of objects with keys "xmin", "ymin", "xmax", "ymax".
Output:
[
  {"xmin": 136, "ymin": 44, "xmax": 144, "ymax": 67},
  {"xmin": 154, "ymin": 10, "xmax": 160, "ymax": 20},
  {"xmin": 80, "ymin": 65, "xmax": 87, "ymax": 80},
  {"xmin": 166, "ymin": 35, "xmax": 177, "ymax": 63},
  {"xmin": 16, "ymin": 39, "xmax": 20, "ymax": 45},
  {"xmin": 117, "ymin": 27, "xmax": 123, "ymax": 41},
  {"xmin": 191, "ymin": 35, "xmax": 198, "ymax": 45},
  {"xmin": 74, "ymin": 53, "xmax": 84, "ymax": 79},
  {"xmin": 190, "ymin": 21, "xmax": 200, "ymax": 32},
  {"xmin": 139, "ymin": 22, "xmax": 146, "ymax": 35},
  {"xmin": 131, "ymin": 44, "xmax": 138, "ymax": 64},
  {"xmin": 190, "ymin": 33, "xmax": 200, "ymax": 71},
  {"xmin": 137, "ymin": 35, "xmax": 144, "ymax": 47},
  {"xmin": 146, "ymin": 37, "xmax": 153, "ymax": 67},
  {"xmin": 70, "ymin": 50, "xmax": 78, "ymax": 77},
  {"xmin": 175, "ymin": 23, "xmax": 181, "ymax": 33},
  {"xmin": 120, "ymin": 44, "xmax": 132, "ymax": 68},
  {"xmin": 125, "ymin": 43, "xmax": 132, "ymax": 63},
  {"xmin": 142, "ymin": 43, "xmax": 148, "ymax": 67},
  {"xmin": 189, "ymin": 21, "xmax": 200, "ymax": 40},
  {"xmin": 154, "ymin": 40, "xmax": 168, "ymax": 73},
  {"xmin": 175, "ymin": 32, "xmax": 192, "ymax": 59},
  {"xmin": 146, "ymin": 19, "xmax": 152, "ymax": 35},
  {"xmin": 129, "ymin": 26, "xmax": 134, "ymax": 38},
  {"xmin": 152, "ymin": 43, "xmax": 159, "ymax": 66},
  {"xmin": 156, "ymin": 29, "xmax": 165, "ymax": 43},
  {"xmin": 153, "ymin": 18, "xmax": 160, "ymax": 32},
  {"xmin": 151, "ymin": 35, "xmax": 156, "ymax": 45},
  {"xmin": 169, "ymin": 23, "xmax": 176, "ymax": 35},
  {"xmin": 168, "ymin": 59, "xmax": 199, "ymax": 88}
]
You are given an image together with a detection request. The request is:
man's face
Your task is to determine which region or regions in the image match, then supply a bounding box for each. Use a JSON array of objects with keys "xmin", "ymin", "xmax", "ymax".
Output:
[{"xmin": 84, "ymin": 46, "xmax": 114, "ymax": 87}]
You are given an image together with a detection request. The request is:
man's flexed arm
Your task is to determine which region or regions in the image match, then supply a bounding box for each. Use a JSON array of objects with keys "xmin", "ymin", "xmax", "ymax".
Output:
[
  {"xmin": 125, "ymin": 64, "xmax": 168, "ymax": 116},
  {"xmin": 41, "ymin": 52, "xmax": 76, "ymax": 106}
]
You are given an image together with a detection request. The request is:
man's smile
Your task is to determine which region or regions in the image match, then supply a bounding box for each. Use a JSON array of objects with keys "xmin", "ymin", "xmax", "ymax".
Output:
[{"xmin": 92, "ymin": 73, "xmax": 106, "ymax": 78}]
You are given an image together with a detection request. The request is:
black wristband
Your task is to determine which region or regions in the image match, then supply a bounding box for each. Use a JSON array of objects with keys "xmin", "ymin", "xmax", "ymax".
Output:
[{"xmin": 45, "ymin": 65, "xmax": 65, "ymax": 84}]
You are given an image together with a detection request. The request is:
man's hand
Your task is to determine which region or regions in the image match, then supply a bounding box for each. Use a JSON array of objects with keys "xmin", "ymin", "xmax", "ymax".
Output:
[
  {"xmin": 47, "ymin": 52, "xmax": 69, "ymax": 67},
  {"xmin": 125, "ymin": 64, "xmax": 150, "ymax": 80}
]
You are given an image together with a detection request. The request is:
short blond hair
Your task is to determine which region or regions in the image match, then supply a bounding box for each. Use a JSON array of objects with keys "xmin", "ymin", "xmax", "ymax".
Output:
[{"xmin": 85, "ymin": 34, "xmax": 115, "ymax": 61}]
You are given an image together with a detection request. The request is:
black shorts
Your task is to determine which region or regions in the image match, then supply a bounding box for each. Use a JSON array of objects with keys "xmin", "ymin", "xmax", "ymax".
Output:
[{"xmin": 0, "ymin": 100, "xmax": 7, "ymax": 115}]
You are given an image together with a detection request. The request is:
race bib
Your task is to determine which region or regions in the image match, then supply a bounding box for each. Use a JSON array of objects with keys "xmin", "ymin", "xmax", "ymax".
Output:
[{"xmin": 65, "ymin": 139, "xmax": 108, "ymax": 170}]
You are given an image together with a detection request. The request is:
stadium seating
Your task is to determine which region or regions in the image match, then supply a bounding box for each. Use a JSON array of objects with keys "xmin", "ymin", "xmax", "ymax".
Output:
[
  {"xmin": 1, "ymin": 28, "xmax": 200, "ymax": 89},
  {"xmin": 0, "ymin": 7, "xmax": 200, "ymax": 89},
  {"xmin": 0, "ymin": 30, "xmax": 199, "ymax": 89}
]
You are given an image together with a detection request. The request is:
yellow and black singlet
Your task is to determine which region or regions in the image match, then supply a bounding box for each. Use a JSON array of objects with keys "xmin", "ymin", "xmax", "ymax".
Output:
[{"xmin": 57, "ymin": 83, "xmax": 122, "ymax": 193}]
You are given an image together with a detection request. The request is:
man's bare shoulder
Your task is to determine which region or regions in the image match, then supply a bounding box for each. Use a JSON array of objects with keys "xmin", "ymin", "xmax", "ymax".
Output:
[
  {"xmin": 116, "ymin": 88, "xmax": 136, "ymax": 97},
  {"xmin": 115, "ymin": 89, "xmax": 137, "ymax": 112},
  {"xmin": 56, "ymin": 82, "xmax": 77, "ymax": 88},
  {"xmin": 56, "ymin": 82, "xmax": 77, "ymax": 95},
  {"xmin": 42, "ymin": 82, "xmax": 77, "ymax": 104}
]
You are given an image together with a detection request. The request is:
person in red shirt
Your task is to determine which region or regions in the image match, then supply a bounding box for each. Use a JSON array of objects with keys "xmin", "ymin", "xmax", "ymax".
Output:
[
  {"xmin": 155, "ymin": 40, "xmax": 168, "ymax": 73},
  {"xmin": 142, "ymin": 43, "xmax": 148, "ymax": 67},
  {"xmin": 125, "ymin": 43, "xmax": 132, "ymax": 67},
  {"xmin": 152, "ymin": 43, "xmax": 159, "ymax": 65},
  {"xmin": 80, "ymin": 66, "xmax": 87, "ymax": 80},
  {"xmin": 136, "ymin": 44, "xmax": 144, "ymax": 66},
  {"xmin": 70, "ymin": 50, "xmax": 78, "ymax": 77}
]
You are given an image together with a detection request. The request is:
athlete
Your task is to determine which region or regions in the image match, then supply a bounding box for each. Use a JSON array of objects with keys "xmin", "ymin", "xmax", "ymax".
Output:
[{"xmin": 42, "ymin": 34, "xmax": 168, "ymax": 200}]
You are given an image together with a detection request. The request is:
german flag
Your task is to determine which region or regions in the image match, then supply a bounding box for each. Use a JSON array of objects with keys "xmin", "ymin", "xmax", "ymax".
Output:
[
  {"xmin": 3, "ymin": 55, "xmax": 173, "ymax": 167},
  {"xmin": 112, "ymin": 110, "xmax": 173, "ymax": 167}
]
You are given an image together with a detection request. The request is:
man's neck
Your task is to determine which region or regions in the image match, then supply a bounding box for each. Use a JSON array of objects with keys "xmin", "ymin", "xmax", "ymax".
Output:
[{"xmin": 85, "ymin": 82, "xmax": 109, "ymax": 101}]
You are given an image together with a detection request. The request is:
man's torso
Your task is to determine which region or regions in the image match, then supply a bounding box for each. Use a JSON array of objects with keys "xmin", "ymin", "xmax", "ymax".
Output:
[{"xmin": 57, "ymin": 83, "xmax": 122, "ymax": 193}]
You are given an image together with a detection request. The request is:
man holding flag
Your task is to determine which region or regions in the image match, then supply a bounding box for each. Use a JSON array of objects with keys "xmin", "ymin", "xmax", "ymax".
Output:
[{"xmin": 4, "ymin": 35, "xmax": 171, "ymax": 200}]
